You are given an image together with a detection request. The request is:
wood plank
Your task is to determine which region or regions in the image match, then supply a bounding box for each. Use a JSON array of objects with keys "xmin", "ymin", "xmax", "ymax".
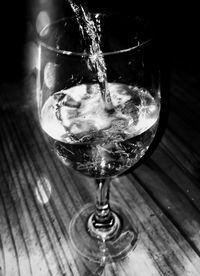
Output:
[
  {"xmin": 110, "ymin": 176, "xmax": 200, "ymax": 275},
  {"xmin": 0, "ymin": 109, "xmax": 82, "ymax": 276},
  {"xmin": 1, "ymin": 65, "xmax": 200, "ymax": 275}
]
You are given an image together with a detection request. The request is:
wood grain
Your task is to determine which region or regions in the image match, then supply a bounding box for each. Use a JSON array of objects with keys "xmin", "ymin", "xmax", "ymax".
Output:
[{"xmin": 0, "ymin": 67, "xmax": 200, "ymax": 275}]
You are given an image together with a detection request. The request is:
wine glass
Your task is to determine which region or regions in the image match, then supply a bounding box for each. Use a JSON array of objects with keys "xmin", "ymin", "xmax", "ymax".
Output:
[{"xmin": 36, "ymin": 13, "xmax": 160, "ymax": 263}]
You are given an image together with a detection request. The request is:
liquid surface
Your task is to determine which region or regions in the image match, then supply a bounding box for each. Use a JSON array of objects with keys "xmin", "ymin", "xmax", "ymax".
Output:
[
  {"xmin": 41, "ymin": 83, "xmax": 159, "ymax": 144},
  {"xmin": 41, "ymin": 83, "xmax": 160, "ymax": 177}
]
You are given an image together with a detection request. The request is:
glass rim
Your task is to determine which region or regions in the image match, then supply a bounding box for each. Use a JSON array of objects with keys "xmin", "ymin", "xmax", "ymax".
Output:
[{"xmin": 38, "ymin": 14, "xmax": 152, "ymax": 57}]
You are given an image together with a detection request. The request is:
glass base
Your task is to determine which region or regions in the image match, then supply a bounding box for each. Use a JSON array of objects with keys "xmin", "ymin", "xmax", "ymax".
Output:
[{"xmin": 69, "ymin": 202, "xmax": 138, "ymax": 263}]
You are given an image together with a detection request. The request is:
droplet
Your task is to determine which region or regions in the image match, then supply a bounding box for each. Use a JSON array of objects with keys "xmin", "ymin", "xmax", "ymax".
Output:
[
  {"xmin": 36, "ymin": 11, "xmax": 50, "ymax": 35},
  {"xmin": 44, "ymin": 62, "xmax": 56, "ymax": 89},
  {"xmin": 35, "ymin": 176, "xmax": 52, "ymax": 205}
]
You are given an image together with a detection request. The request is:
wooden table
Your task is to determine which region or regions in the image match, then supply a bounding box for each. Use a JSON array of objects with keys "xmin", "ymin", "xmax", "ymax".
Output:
[{"xmin": 0, "ymin": 63, "xmax": 200, "ymax": 275}]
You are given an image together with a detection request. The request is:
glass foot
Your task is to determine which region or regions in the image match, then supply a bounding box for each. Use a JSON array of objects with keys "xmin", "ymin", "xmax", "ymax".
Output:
[{"xmin": 69, "ymin": 202, "xmax": 138, "ymax": 263}]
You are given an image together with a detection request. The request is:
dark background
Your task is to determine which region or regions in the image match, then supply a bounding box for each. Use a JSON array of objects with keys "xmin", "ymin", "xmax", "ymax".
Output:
[{"xmin": 0, "ymin": 0, "xmax": 199, "ymax": 83}]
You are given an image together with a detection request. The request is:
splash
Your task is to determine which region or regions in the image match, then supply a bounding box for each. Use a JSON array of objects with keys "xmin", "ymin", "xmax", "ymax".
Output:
[{"xmin": 67, "ymin": 0, "xmax": 113, "ymax": 111}]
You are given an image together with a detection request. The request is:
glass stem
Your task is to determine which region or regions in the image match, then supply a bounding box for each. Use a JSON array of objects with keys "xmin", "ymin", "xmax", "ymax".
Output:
[
  {"xmin": 94, "ymin": 178, "xmax": 112, "ymax": 225},
  {"xmin": 88, "ymin": 178, "xmax": 120, "ymax": 241}
]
